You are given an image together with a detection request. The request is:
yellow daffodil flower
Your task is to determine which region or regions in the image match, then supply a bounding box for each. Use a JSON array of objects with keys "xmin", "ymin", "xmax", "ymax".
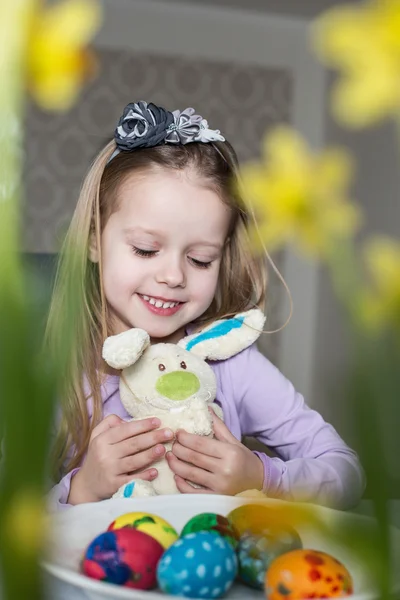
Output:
[
  {"xmin": 313, "ymin": 0, "xmax": 400, "ymax": 127},
  {"xmin": 241, "ymin": 127, "xmax": 360, "ymax": 258},
  {"xmin": 28, "ymin": 0, "xmax": 102, "ymax": 111},
  {"xmin": 359, "ymin": 236, "xmax": 400, "ymax": 330},
  {"xmin": 3, "ymin": 490, "xmax": 47, "ymax": 558}
]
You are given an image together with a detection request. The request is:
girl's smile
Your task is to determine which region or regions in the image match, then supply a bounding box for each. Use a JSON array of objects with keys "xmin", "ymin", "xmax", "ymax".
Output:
[{"xmin": 137, "ymin": 293, "xmax": 185, "ymax": 316}]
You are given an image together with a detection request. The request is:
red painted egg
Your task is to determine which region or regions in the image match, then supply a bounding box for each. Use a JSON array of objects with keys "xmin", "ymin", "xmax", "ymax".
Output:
[{"xmin": 81, "ymin": 528, "xmax": 164, "ymax": 589}]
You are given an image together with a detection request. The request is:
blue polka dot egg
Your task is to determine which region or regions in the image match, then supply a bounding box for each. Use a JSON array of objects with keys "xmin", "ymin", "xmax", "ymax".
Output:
[{"xmin": 157, "ymin": 530, "xmax": 237, "ymax": 598}]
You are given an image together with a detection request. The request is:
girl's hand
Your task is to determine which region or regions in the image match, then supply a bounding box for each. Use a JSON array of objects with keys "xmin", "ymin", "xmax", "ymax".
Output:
[
  {"xmin": 68, "ymin": 414, "xmax": 174, "ymax": 504},
  {"xmin": 167, "ymin": 412, "xmax": 264, "ymax": 495}
]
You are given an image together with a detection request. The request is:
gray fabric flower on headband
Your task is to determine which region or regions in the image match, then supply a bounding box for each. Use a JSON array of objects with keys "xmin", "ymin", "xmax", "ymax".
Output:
[
  {"xmin": 165, "ymin": 108, "xmax": 225, "ymax": 144},
  {"xmin": 165, "ymin": 108, "xmax": 203, "ymax": 144},
  {"xmin": 115, "ymin": 101, "xmax": 174, "ymax": 150}
]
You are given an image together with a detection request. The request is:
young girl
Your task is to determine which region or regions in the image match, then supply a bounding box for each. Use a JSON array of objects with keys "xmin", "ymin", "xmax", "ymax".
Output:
[{"xmin": 47, "ymin": 101, "xmax": 365, "ymax": 512}]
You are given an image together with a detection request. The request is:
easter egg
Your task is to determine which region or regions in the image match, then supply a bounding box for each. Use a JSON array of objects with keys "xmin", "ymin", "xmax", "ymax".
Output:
[
  {"xmin": 181, "ymin": 512, "xmax": 239, "ymax": 549},
  {"xmin": 265, "ymin": 549, "xmax": 353, "ymax": 600},
  {"xmin": 238, "ymin": 527, "xmax": 303, "ymax": 589},
  {"xmin": 157, "ymin": 531, "xmax": 238, "ymax": 598},
  {"xmin": 108, "ymin": 511, "xmax": 178, "ymax": 549},
  {"xmin": 81, "ymin": 528, "xmax": 164, "ymax": 589},
  {"xmin": 228, "ymin": 503, "xmax": 278, "ymax": 536}
]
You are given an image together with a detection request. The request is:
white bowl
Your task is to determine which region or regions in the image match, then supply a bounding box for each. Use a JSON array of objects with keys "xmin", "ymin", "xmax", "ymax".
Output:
[{"xmin": 43, "ymin": 495, "xmax": 400, "ymax": 600}]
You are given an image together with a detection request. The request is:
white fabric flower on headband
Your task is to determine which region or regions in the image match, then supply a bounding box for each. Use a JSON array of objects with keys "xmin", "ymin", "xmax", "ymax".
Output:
[{"xmin": 196, "ymin": 118, "xmax": 225, "ymax": 143}]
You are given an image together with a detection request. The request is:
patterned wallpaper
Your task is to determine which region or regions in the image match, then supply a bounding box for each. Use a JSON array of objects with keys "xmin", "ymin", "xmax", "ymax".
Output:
[{"xmin": 23, "ymin": 49, "xmax": 293, "ymax": 363}]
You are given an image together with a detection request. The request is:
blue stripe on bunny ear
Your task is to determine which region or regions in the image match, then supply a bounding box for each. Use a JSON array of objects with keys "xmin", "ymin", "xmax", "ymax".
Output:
[{"xmin": 185, "ymin": 315, "xmax": 245, "ymax": 352}]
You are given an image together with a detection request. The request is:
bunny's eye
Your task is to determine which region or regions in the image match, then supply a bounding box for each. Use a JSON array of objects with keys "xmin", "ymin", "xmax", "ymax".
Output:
[
  {"xmin": 158, "ymin": 363, "xmax": 166, "ymax": 371},
  {"xmin": 180, "ymin": 361, "xmax": 187, "ymax": 369}
]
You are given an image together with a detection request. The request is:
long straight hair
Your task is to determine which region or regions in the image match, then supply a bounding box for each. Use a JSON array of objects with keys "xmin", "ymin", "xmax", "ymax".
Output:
[{"xmin": 46, "ymin": 139, "xmax": 267, "ymax": 479}]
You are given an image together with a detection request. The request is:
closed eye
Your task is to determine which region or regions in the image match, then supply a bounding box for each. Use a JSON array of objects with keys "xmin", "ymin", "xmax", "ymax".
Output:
[
  {"xmin": 132, "ymin": 246, "xmax": 213, "ymax": 268},
  {"xmin": 189, "ymin": 257, "xmax": 213, "ymax": 269},
  {"xmin": 132, "ymin": 246, "xmax": 158, "ymax": 257}
]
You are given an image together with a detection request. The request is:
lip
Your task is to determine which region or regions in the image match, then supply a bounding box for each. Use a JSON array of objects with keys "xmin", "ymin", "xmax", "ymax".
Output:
[{"xmin": 137, "ymin": 294, "xmax": 185, "ymax": 317}]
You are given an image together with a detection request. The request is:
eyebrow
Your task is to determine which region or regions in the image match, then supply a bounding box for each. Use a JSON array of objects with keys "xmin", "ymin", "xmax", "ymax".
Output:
[
  {"xmin": 123, "ymin": 227, "xmax": 223, "ymax": 250},
  {"xmin": 123, "ymin": 227, "xmax": 158, "ymax": 236},
  {"xmin": 192, "ymin": 242, "xmax": 224, "ymax": 250}
]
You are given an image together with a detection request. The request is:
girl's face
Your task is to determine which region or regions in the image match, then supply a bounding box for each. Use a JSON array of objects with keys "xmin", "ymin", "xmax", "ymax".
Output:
[{"xmin": 97, "ymin": 168, "xmax": 231, "ymax": 343}]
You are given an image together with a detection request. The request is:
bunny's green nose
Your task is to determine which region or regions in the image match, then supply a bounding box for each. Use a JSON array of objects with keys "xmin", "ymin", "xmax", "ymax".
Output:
[{"xmin": 156, "ymin": 371, "xmax": 200, "ymax": 401}]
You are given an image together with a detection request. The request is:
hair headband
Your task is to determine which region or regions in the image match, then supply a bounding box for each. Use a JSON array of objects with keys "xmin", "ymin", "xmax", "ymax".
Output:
[{"xmin": 108, "ymin": 101, "xmax": 225, "ymax": 163}]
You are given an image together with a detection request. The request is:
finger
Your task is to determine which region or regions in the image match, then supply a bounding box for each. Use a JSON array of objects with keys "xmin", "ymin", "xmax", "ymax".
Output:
[
  {"xmin": 106, "ymin": 417, "xmax": 162, "ymax": 444},
  {"xmin": 116, "ymin": 428, "xmax": 174, "ymax": 459},
  {"xmin": 119, "ymin": 468, "xmax": 158, "ymax": 486},
  {"xmin": 172, "ymin": 441, "xmax": 216, "ymax": 473},
  {"xmin": 211, "ymin": 411, "xmax": 240, "ymax": 444},
  {"xmin": 166, "ymin": 452, "xmax": 214, "ymax": 489},
  {"xmin": 90, "ymin": 414, "xmax": 124, "ymax": 441},
  {"xmin": 134, "ymin": 468, "xmax": 158, "ymax": 481},
  {"xmin": 175, "ymin": 430, "xmax": 224, "ymax": 458},
  {"xmin": 174, "ymin": 475, "xmax": 213, "ymax": 495},
  {"xmin": 118, "ymin": 444, "xmax": 166, "ymax": 475}
]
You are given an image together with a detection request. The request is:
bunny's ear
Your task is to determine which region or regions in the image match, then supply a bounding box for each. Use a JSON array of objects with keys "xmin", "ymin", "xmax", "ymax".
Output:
[
  {"xmin": 178, "ymin": 308, "xmax": 265, "ymax": 360},
  {"xmin": 102, "ymin": 329, "xmax": 150, "ymax": 369}
]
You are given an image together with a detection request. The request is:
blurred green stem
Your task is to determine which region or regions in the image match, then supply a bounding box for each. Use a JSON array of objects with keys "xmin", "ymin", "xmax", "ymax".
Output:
[
  {"xmin": 327, "ymin": 239, "xmax": 391, "ymax": 598},
  {"xmin": 0, "ymin": 2, "xmax": 51, "ymax": 600},
  {"xmin": 325, "ymin": 238, "xmax": 362, "ymax": 323}
]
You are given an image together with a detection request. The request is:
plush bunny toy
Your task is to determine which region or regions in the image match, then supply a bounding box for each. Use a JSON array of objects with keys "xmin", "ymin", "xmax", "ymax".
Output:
[{"xmin": 102, "ymin": 309, "xmax": 265, "ymax": 498}]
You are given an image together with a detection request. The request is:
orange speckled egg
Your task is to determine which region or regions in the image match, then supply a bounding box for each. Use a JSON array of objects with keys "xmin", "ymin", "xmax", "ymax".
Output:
[{"xmin": 265, "ymin": 549, "xmax": 353, "ymax": 600}]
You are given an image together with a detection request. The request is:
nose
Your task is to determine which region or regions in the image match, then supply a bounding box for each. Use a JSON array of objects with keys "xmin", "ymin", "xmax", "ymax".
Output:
[
  {"xmin": 155, "ymin": 256, "xmax": 186, "ymax": 288},
  {"xmin": 156, "ymin": 371, "xmax": 200, "ymax": 401}
]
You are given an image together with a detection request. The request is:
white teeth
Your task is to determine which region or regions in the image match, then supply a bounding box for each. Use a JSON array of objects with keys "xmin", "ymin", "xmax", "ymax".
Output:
[{"xmin": 141, "ymin": 295, "xmax": 180, "ymax": 309}]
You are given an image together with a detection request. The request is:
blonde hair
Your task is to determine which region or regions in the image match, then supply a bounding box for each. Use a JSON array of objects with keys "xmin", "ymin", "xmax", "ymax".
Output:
[{"xmin": 46, "ymin": 139, "xmax": 267, "ymax": 479}]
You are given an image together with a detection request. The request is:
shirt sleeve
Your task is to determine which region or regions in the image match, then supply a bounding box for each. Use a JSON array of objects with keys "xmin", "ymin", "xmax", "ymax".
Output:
[
  {"xmin": 46, "ymin": 375, "xmax": 122, "ymax": 512},
  {"xmin": 231, "ymin": 344, "xmax": 366, "ymax": 509},
  {"xmin": 46, "ymin": 468, "xmax": 80, "ymax": 512},
  {"xmin": 46, "ymin": 433, "xmax": 82, "ymax": 512}
]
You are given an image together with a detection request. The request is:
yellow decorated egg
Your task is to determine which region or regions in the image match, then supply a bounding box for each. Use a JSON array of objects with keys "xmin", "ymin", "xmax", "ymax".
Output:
[
  {"xmin": 265, "ymin": 549, "xmax": 353, "ymax": 600},
  {"xmin": 108, "ymin": 512, "xmax": 178, "ymax": 550},
  {"xmin": 228, "ymin": 504, "xmax": 278, "ymax": 536}
]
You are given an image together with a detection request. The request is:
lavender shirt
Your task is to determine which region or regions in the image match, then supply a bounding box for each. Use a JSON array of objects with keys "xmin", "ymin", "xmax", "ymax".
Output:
[{"xmin": 48, "ymin": 344, "xmax": 365, "ymax": 511}]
